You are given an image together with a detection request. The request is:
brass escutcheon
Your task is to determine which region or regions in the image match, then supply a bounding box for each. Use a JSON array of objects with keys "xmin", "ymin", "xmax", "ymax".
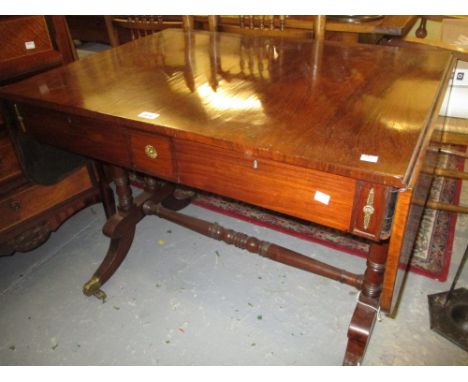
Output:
[
  {"xmin": 363, "ymin": 188, "xmax": 375, "ymax": 230},
  {"xmin": 144, "ymin": 144, "xmax": 158, "ymax": 159}
]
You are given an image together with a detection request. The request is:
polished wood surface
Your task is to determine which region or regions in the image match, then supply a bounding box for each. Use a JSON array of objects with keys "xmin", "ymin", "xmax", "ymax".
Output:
[
  {"xmin": 0, "ymin": 29, "xmax": 454, "ymax": 365},
  {"xmin": 0, "ymin": 16, "xmax": 53, "ymax": 61},
  {"xmin": 0, "ymin": 135, "xmax": 21, "ymax": 187},
  {"xmin": 0, "ymin": 16, "xmax": 74, "ymax": 83},
  {"xmin": 0, "ymin": 15, "xmax": 106, "ymax": 257},
  {"xmin": 1, "ymin": 29, "xmax": 452, "ymax": 188},
  {"xmin": 0, "ymin": 166, "xmax": 93, "ymax": 232}
]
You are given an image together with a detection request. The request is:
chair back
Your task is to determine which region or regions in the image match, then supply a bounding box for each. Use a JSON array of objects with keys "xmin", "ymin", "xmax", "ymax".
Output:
[
  {"xmin": 206, "ymin": 16, "xmax": 326, "ymax": 40},
  {"xmin": 104, "ymin": 16, "xmax": 194, "ymax": 46}
]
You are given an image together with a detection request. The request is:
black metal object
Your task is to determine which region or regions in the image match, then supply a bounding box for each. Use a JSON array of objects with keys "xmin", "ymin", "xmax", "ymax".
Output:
[{"xmin": 428, "ymin": 244, "xmax": 468, "ymax": 352}]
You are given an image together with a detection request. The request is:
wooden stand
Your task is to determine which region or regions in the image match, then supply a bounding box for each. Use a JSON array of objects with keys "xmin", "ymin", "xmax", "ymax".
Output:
[{"xmin": 83, "ymin": 169, "xmax": 389, "ymax": 365}]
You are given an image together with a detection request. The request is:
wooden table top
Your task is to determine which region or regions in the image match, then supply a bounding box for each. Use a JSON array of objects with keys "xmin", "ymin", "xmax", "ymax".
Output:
[{"xmin": 0, "ymin": 29, "xmax": 453, "ymax": 188}]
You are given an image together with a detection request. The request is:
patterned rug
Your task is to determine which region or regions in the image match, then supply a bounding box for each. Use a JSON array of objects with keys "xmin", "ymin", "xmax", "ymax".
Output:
[{"xmin": 188, "ymin": 150, "xmax": 464, "ymax": 282}]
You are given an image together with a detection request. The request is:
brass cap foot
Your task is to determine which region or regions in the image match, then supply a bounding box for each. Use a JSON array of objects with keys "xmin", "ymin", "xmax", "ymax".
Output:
[{"xmin": 83, "ymin": 276, "xmax": 107, "ymax": 302}]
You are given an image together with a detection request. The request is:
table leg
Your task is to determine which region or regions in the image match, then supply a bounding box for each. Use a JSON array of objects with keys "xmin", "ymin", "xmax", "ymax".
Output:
[
  {"xmin": 82, "ymin": 168, "xmax": 174, "ymax": 301},
  {"xmin": 161, "ymin": 187, "xmax": 195, "ymax": 211},
  {"xmin": 94, "ymin": 162, "xmax": 116, "ymax": 219},
  {"xmin": 343, "ymin": 241, "xmax": 388, "ymax": 365}
]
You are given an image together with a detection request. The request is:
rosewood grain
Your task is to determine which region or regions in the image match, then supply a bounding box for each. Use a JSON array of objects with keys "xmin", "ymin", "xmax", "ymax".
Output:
[
  {"xmin": 0, "ymin": 16, "xmax": 105, "ymax": 259},
  {"xmin": 176, "ymin": 139, "xmax": 356, "ymax": 232},
  {"xmin": 17, "ymin": 103, "xmax": 131, "ymax": 168},
  {"xmin": 130, "ymin": 132, "xmax": 177, "ymax": 181},
  {"xmin": 0, "ymin": 137, "xmax": 22, "ymax": 186},
  {"xmin": 0, "ymin": 166, "xmax": 93, "ymax": 232},
  {"xmin": 0, "ymin": 16, "xmax": 53, "ymax": 61},
  {"xmin": 0, "ymin": 29, "xmax": 452, "ymax": 187}
]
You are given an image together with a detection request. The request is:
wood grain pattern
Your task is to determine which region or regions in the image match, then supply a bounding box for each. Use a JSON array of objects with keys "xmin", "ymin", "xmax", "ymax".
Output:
[
  {"xmin": 0, "ymin": 136, "xmax": 22, "ymax": 186},
  {"xmin": 0, "ymin": 29, "xmax": 452, "ymax": 188},
  {"xmin": 130, "ymin": 132, "xmax": 176, "ymax": 181},
  {"xmin": 0, "ymin": 15, "xmax": 103, "ymax": 258},
  {"xmin": 17, "ymin": 103, "xmax": 131, "ymax": 167},
  {"xmin": 0, "ymin": 16, "xmax": 52, "ymax": 61},
  {"xmin": 176, "ymin": 139, "xmax": 356, "ymax": 232},
  {"xmin": 0, "ymin": 166, "xmax": 93, "ymax": 232},
  {"xmin": 0, "ymin": 29, "xmax": 454, "ymax": 316},
  {"xmin": 380, "ymin": 81, "xmax": 453, "ymax": 312}
]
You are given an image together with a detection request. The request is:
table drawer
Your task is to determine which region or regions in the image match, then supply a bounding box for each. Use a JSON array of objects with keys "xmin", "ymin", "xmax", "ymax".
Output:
[
  {"xmin": 130, "ymin": 132, "xmax": 176, "ymax": 181},
  {"xmin": 16, "ymin": 104, "xmax": 131, "ymax": 167},
  {"xmin": 176, "ymin": 140, "xmax": 356, "ymax": 231},
  {"xmin": 0, "ymin": 137, "xmax": 22, "ymax": 185},
  {"xmin": 0, "ymin": 166, "xmax": 93, "ymax": 232}
]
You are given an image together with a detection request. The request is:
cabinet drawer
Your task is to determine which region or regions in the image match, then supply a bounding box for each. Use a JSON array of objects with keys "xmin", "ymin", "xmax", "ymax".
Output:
[
  {"xmin": 0, "ymin": 137, "xmax": 22, "ymax": 185},
  {"xmin": 17, "ymin": 104, "xmax": 131, "ymax": 167},
  {"xmin": 130, "ymin": 132, "xmax": 176, "ymax": 181},
  {"xmin": 0, "ymin": 166, "xmax": 93, "ymax": 232},
  {"xmin": 176, "ymin": 140, "xmax": 356, "ymax": 231}
]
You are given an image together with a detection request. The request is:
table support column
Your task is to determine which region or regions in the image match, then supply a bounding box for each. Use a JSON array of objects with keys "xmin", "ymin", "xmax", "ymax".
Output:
[
  {"xmin": 343, "ymin": 241, "xmax": 388, "ymax": 365},
  {"xmin": 82, "ymin": 170, "xmax": 175, "ymax": 301}
]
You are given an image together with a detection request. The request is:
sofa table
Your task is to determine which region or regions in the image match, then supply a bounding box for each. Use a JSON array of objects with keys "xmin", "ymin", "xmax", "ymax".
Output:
[{"xmin": 0, "ymin": 29, "xmax": 454, "ymax": 365}]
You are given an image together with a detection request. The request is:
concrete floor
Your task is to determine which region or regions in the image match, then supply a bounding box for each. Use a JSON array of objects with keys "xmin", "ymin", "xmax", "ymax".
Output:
[{"xmin": 0, "ymin": 182, "xmax": 467, "ymax": 365}]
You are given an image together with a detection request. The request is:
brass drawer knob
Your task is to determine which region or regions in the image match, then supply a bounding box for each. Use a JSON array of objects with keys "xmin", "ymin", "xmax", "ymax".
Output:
[{"xmin": 144, "ymin": 144, "xmax": 158, "ymax": 159}]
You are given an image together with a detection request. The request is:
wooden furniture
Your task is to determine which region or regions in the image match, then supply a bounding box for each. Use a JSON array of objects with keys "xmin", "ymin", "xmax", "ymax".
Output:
[
  {"xmin": 202, "ymin": 15, "xmax": 326, "ymax": 41},
  {"xmin": 0, "ymin": 28, "xmax": 454, "ymax": 365},
  {"xmin": 104, "ymin": 16, "xmax": 194, "ymax": 47},
  {"xmin": 197, "ymin": 15, "xmax": 417, "ymax": 43},
  {"xmin": 0, "ymin": 16, "xmax": 77, "ymax": 83},
  {"xmin": 0, "ymin": 16, "xmax": 110, "ymax": 257}
]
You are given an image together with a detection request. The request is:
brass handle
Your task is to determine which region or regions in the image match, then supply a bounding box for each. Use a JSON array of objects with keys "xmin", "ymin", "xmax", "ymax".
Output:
[{"xmin": 144, "ymin": 144, "xmax": 158, "ymax": 159}]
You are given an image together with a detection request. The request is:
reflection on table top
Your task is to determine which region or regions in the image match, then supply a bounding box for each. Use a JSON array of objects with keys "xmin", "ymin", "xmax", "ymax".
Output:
[{"xmin": 0, "ymin": 29, "xmax": 452, "ymax": 188}]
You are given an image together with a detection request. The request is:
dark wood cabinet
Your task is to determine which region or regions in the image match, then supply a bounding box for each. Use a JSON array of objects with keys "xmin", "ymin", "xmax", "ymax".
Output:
[{"xmin": 0, "ymin": 16, "xmax": 103, "ymax": 257}]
